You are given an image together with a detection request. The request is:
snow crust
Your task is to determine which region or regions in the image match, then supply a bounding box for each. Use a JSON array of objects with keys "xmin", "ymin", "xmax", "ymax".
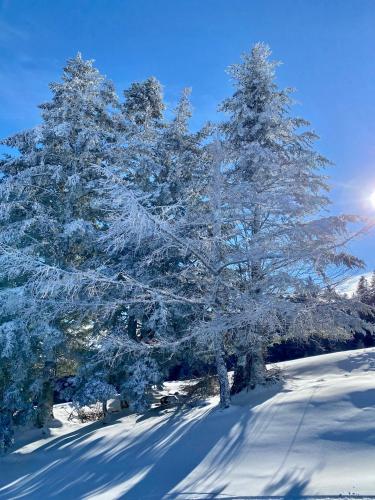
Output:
[{"xmin": 1, "ymin": 348, "xmax": 375, "ymax": 499}]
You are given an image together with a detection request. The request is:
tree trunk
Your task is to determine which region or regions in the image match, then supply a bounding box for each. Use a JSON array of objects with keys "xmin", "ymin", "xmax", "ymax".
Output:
[
  {"xmin": 231, "ymin": 343, "xmax": 266, "ymax": 395},
  {"xmin": 231, "ymin": 352, "xmax": 249, "ymax": 395},
  {"xmin": 127, "ymin": 315, "xmax": 138, "ymax": 339},
  {"xmin": 250, "ymin": 342, "xmax": 266, "ymax": 387},
  {"xmin": 210, "ymin": 143, "xmax": 230, "ymax": 409},
  {"xmin": 0, "ymin": 410, "xmax": 14, "ymax": 454},
  {"xmin": 102, "ymin": 400, "xmax": 111, "ymax": 424},
  {"xmin": 36, "ymin": 361, "xmax": 56, "ymax": 428},
  {"xmin": 215, "ymin": 348, "xmax": 231, "ymax": 408}
]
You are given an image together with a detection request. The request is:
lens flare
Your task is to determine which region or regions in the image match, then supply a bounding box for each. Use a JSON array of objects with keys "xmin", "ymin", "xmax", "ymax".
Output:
[{"xmin": 370, "ymin": 191, "xmax": 375, "ymax": 208}]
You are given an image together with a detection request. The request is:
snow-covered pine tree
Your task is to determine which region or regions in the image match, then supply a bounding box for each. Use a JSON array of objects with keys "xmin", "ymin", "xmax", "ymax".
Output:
[
  {"xmin": 85, "ymin": 86, "xmax": 211, "ymax": 410},
  {"xmin": 72, "ymin": 76, "xmax": 168, "ymax": 402},
  {"xmin": 356, "ymin": 275, "xmax": 370, "ymax": 303},
  {"xmin": 350, "ymin": 274, "xmax": 375, "ymax": 346},
  {"xmin": 218, "ymin": 43, "xmax": 365, "ymax": 394},
  {"xmin": 369, "ymin": 272, "xmax": 375, "ymax": 306},
  {"xmin": 0, "ymin": 285, "xmax": 53, "ymax": 451},
  {"xmin": 354, "ymin": 272, "xmax": 375, "ymax": 309},
  {"xmin": 0, "ymin": 53, "xmax": 120, "ymax": 435}
]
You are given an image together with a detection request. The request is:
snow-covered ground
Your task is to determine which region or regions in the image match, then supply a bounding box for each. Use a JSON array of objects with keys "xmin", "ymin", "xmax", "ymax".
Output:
[
  {"xmin": 1, "ymin": 348, "xmax": 375, "ymax": 499},
  {"xmin": 336, "ymin": 272, "xmax": 373, "ymax": 297}
]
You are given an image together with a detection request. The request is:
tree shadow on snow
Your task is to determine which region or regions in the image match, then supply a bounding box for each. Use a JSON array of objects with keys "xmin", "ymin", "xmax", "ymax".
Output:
[
  {"xmin": 337, "ymin": 349, "xmax": 375, "ymax": 374},
  {"xmin": 262, "ymin": 469, "xmax": 311, "ymax": 498},
  {"xmin": 0, "ymin": 385, "xmax": 288, "ymax": 500}
]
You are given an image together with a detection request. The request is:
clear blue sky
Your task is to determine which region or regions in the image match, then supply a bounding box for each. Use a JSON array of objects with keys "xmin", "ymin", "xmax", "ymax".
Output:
[{"xmin": 1, "ymin": 0, "xmax": 374, "ymax": 270}]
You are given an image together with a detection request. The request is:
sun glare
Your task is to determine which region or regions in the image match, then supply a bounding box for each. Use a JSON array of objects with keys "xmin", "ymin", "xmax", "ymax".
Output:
[{"xmin": 370, "ymin": 191, "xmax": 375, "ymax": 208}]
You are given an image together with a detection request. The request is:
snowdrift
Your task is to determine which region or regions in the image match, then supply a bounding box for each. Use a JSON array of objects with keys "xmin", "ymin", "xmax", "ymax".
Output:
[{"xmin": 1, "ymin": 348, "xmax": 375, "ymax": 499}]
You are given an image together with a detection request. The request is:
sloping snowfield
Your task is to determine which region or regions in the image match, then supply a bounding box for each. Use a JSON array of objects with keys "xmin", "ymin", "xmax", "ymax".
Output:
[{"xmin": 1, "ymin": 348, "xmax": 375, "ymax": 499}]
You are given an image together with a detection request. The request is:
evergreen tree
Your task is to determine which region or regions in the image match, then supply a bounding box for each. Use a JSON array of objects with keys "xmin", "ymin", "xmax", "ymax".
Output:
[
  {"xmin": 0, "ymin": 53, "xmax": 120, "ymax": 439},
  {"xmin": 356, "ymin": 275, "xmax": 370, "ymax": 303},
  {"xmin": 217, "ymin": 43, "xmax": 365, "ymax": 395},
  {"xmin": 84, "ymin": 87, "xmax": 210, "ymax": 410},
  {"xmin": 369, "ymin": 271, "xmax": 375, "ymax": 306}
]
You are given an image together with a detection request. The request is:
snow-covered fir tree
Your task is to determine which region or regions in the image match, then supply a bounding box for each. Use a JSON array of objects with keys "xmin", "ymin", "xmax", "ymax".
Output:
[
  {"xmin": 82, "ymin": 85, "xmax": 211, "ymax": 411},
  {"xmin": 356, "ymin": 275, "xmax": 371, "ymax": 303},
  {"xmin": 354, "ymin": 272, "xmax": 375, "ymax": 307},
  {"xmin": 217, "ymin": 43, "xmax": 366, "ymax": 396},
  {"xmin": 0, "ymin": 53, "xmax": 120, "ymax": 443}
]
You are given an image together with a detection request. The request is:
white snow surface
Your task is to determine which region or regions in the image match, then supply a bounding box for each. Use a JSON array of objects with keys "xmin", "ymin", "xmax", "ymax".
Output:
[{"xmin": 1, "ymin": 348, "xmax": 375, "ymax": 499}]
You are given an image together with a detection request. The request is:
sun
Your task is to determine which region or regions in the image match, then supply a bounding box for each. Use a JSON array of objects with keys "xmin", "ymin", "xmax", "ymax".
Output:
[{"xmin": 370, "ymin": 191, "xmax": 375, "ymax": 208}]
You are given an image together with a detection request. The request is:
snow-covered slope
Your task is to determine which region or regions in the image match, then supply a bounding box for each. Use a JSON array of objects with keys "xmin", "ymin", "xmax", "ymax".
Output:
[
  {"xmin": 336, "ymin": 272, "xmax": 373, "ymax": 297},
  {"xmin": 1, "ymin": 348, "xmax": 375, "ymax": 499}
]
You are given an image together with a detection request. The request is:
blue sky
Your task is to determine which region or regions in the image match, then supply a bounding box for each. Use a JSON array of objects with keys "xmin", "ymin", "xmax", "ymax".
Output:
[{"xmin": 1, "ymin": 0, "xmax": 374, "ymax": 271}]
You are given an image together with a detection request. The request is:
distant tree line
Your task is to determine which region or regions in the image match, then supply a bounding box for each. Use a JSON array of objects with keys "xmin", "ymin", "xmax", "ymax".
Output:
[{"xmin": 266, "ymin": 274, "xmax": 375, "ymax": 364}]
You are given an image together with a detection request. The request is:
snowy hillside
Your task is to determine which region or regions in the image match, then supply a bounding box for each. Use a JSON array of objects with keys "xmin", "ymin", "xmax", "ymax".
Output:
[
  {"xmin": 336, "ymin": 272, "xmax": 373, "ymax": 297},
  {"xmin": 1, "ymin": 348, "xmax": 375, "ymax": 499}
]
